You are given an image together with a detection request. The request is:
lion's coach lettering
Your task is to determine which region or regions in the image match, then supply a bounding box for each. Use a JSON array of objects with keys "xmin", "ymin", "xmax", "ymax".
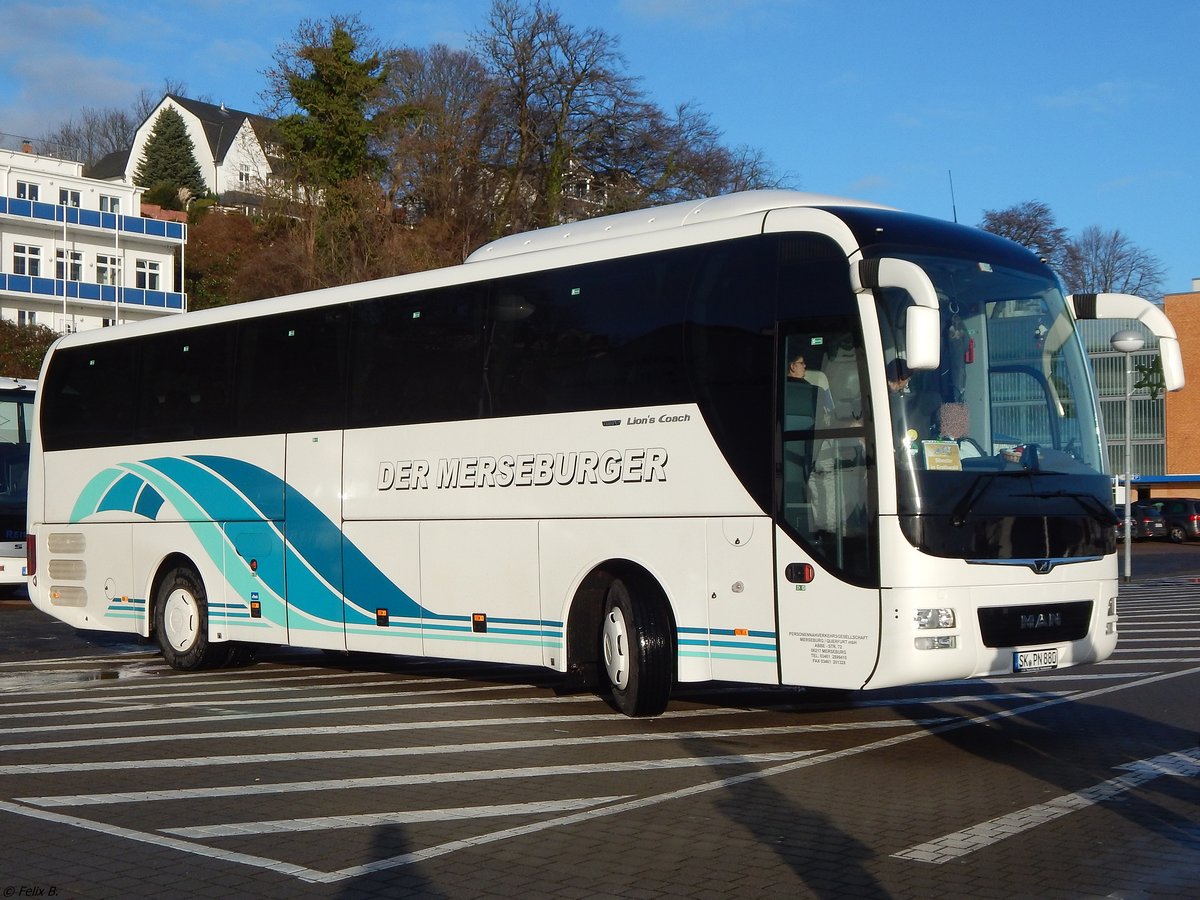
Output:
[{"xmin": 377, "ymin": 448, "xmax": 668, "ymax": 491}]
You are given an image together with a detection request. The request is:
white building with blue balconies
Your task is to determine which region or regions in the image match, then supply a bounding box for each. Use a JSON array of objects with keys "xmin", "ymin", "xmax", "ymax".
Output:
[{"xmin": 1, "ymin": 137, "xmax": 186, "ymax": 334}]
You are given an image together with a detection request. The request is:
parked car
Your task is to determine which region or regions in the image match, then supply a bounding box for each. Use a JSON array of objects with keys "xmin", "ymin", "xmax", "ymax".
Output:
[
  {"xmin": 1114, "ymin": 503, "xmax": 1167, "ymax": 541},
  {"xmin": 1149, "ymin": 497, "xmax": 1200, "ymax": 543}
]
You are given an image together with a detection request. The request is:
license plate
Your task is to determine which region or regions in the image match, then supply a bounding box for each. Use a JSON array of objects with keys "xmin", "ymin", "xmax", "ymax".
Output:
[{"xmin": 1014, "ymin": 648, "xmax": 1058, "ymax": 672}]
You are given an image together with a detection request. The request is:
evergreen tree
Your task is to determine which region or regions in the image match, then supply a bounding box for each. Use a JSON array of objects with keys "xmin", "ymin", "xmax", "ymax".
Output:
[
  {"xmin": 268, "ymin": 17, "xmax": 389, "ymax": 188},
  {"xmin": 0, "ymin": 320, "xmax": 59, "ymax": 379},
  {"xmin": 133, "ymin": 106, "xmax": 208, "ymax": 198}
]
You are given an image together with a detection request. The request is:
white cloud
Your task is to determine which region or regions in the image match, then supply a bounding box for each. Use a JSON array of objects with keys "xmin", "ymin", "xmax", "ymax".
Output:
[
  {"xmin": 1036, "ymin": 80, "xmax": 1144, "ymax": 114},
  {"xmin": 848, "ymin": 174, "xmax": 889, "ymax": 194},
  {"xmin": 617, "ymin": 0, "xmax": 796, "ymax": 28}
]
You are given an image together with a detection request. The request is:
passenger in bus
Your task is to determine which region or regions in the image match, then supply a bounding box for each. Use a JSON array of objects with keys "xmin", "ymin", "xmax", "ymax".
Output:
[
  {"xmin": 785, "ymin": 353, "xmax": 830, "ymax": 431},
  {"xmin": 886, "ymin": 357, "xmax": 912, "ymax": 394},
  {"xmin": 787, "ymin": 353, "xmax": 831, "ymax": 392},
  {"xmin": 886, "ymin": 358, "xmax": 919, "ymax": 447}
]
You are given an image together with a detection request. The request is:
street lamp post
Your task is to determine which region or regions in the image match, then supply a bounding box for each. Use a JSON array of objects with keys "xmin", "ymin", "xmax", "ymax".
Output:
[{"xmin": 1111, "ymin": 329, "xmax": 1145, "ymax": 583}]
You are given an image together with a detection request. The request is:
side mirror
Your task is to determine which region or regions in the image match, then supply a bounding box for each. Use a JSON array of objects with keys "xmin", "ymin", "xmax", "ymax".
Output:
[
  {"xmin": 852, "ymin": 258, "xmax": 941, "ymax": 370},
  {"xmin": 1067, "ymin": 293, "xmax": 1185, "ymax": 391}
]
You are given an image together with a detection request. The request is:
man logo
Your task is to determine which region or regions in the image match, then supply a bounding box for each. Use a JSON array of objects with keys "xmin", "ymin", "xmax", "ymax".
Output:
[
  {"xmin": 1021, "ymin": 611, "xmax": 1063, "ymax": 630},
  {"xmin": 1033, "ymin": 559, "xmax": 1054, "ymax": 574}
]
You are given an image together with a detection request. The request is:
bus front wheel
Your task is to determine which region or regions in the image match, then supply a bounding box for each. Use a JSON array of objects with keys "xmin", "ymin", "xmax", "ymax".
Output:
[
  {"xmin": 600, "ymin": 576, "xmax": 672, "ymax": 717},
  {"xmin": 154, "ymin": 565, "xmax": 228, "ymax": 670}
]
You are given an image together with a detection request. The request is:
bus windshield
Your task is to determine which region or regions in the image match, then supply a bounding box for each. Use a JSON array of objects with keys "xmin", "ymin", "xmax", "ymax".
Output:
[{"xmin": 877, "ymin": 254, "xmax": 1112, "ymax": 560}]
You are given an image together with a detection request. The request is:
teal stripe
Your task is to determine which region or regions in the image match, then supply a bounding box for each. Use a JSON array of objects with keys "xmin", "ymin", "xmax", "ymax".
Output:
[
  {"xmin": 71, "ymin": 468, "xmax": 126, "ymax": 521},
  {"xmin": 680, "ymin": 650, "xmax": 777, "ymax": 662}
]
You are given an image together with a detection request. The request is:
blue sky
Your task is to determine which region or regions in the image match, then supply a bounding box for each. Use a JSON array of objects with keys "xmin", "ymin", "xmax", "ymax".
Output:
[{"xmin": 2, "ymin": 0, "xmax": 1196, "ymax": 294}]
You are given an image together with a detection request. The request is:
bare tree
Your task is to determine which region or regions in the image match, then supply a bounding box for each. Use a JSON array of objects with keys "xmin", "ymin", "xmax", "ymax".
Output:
[
  {"xmin": 38, "ymin": 107, "xmax": 139, "ymax": 166},
  {"xmin": 39, "ymin": 79, "xmax": 191, "ymax": 167},
  {"xmin": 1061, "ymin": 225, "xmax": 1167, "ymax": 301},
  {"xmin": 381, "ymin": 43, "xmax": 500, "ymax": 261},
  {"xmin": 474, "ymin": 0, "xmax": 641, "ymax": 231},
  {"xmin": 619, "ymin": 101, "xmax": 780, "ymax": 206},
  {"xmin": 979, "ymin": 200, "xmax": 1069, "ymax": 271},
  {"xmin": 472, "ymin": 0, "xmax": 779, "ymax": 233}
]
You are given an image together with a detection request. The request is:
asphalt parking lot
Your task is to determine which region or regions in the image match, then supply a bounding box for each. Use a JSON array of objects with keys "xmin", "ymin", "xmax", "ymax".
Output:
[{"xmin": 0, "ymin": 541, "xmax": 1197, "ymax": 898}]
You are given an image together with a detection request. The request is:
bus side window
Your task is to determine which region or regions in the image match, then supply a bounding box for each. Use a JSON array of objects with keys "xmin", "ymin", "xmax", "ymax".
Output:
[
  {"xmin": 348, "ymin": 285, "xmax": 485, "ymax": 428},
  {"xmin": 238, "ymin": 307, "xmax": 348, "ymax": 435},
  {"xmin": 137, "ymin": 324, "xmax": 235, "ymax": 443}
]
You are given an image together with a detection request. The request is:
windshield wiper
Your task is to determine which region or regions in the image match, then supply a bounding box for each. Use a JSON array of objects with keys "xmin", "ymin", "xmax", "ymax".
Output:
[
  {"xmin": 1013, "ymin": 489, "xmax": 1121, "ymax": 527},
  {"xmin": 951, "ymin": 470, "xmax": 1007, "ymax": 526}
]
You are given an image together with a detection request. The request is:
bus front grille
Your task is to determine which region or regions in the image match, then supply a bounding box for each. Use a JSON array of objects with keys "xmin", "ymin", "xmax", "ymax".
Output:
[{"xmin": 977, "ymin": 601, "xmax": 1093, "ymax": 648}]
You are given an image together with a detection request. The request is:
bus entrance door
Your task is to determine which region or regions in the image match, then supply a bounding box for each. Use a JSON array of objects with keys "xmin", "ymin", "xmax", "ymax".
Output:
[{"xmin": 775, "ymin": 539, "xmax": 881, "ymax": 689}]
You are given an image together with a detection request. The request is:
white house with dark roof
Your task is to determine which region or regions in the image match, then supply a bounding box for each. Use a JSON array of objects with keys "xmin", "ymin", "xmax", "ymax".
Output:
[{"xmin": 90, "ymin": 94, "xmax": 277, "ymax": 209}]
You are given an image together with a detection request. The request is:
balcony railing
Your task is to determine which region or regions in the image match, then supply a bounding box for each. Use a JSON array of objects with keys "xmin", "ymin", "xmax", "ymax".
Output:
[
  {"xmin": 0, "ymin": 196, "xmax": 186, "ymax": 241},
  {"xmin": 0, "ymin": 273, "xmax": 185, "ymax": 311}
]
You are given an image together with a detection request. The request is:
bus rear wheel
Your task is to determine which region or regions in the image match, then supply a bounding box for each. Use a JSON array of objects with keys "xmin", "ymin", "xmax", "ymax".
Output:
[
  {"xmin": 600, "ymin": 576, "xmax": 672, "ymax": 717},
  {"xmin": 154, "ymin": 564, "xmax": 229, "ymax": 670}
]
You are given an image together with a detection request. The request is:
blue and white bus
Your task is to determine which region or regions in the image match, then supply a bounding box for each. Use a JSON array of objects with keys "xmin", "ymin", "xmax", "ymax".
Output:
[
  {"xmin": 25, "ymin": 191, "xmax": 1184, "ymax": 715},
  {"xmin": 0, "ymin": 376, "xmax": 34, "ymax": 589}
]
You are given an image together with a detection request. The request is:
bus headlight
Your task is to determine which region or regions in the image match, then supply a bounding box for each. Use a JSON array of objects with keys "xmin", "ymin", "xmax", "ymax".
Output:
[{"xmin": 915, "ymin": 608, "xmax": 956, "ymax": 629}]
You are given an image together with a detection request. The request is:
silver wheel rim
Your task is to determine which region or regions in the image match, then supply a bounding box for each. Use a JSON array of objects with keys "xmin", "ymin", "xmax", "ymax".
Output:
[
  {"xmin": 602, "ymin": 605, "xmax": 630, "ymax": 690},
  {"xmin": 163, "ymin": 588, "xmax": 199, "ymax": 652}
]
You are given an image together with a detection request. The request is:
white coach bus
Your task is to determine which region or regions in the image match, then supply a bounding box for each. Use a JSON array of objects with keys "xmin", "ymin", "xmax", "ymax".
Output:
[{"xmin": 26, "ymin": 190, "xmax": 1184, "ymax": 716}]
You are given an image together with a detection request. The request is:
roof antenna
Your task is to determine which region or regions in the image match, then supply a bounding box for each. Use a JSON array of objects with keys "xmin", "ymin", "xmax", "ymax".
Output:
[{"xmin": 948, "ymin": 169, "xmax": 958, "ymax": 223}]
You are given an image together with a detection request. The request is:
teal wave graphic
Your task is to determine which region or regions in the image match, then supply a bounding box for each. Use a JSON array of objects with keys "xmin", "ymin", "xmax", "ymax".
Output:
[{"xmin": 73, "ymin": 455, "xmax": 423, "ymax": 625}]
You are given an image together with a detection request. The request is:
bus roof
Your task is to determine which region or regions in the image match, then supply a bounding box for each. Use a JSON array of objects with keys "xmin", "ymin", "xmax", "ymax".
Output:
[
  {"xmin": 0, "ymin": 376, "xmax": 35, "ymax": 393},
  {"xmin": 465, "ymin": 189, "xmax": 891, "ymax": 263}
]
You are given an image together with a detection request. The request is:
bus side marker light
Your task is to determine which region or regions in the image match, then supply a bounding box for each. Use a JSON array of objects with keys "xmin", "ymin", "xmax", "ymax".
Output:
[
  {"xmin": 734, "ymin": 628, "xmax": 748, "ymax": 637},
  {"xmin": 473, "ymin": 613, "xmax": 488, "ymax": 633},
  {"xmin": 376, "ymin": 608, "xmax": 389, "ymax": 627},
  {"xmin": 250, "ymin": 601, "xmax": 261, "ymax": 619}
]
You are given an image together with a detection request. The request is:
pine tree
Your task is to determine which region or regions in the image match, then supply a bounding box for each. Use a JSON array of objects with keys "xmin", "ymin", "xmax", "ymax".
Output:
[
  {"xmin": 133, "ymin": 106, "xmax": 208, "ymax": 198},
  {"xmin": 271, "ymin": 19, "xmax": 389, "ymax": 188}
]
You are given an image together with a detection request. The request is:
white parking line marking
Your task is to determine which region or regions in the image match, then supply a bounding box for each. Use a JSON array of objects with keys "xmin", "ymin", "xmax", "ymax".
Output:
[
  {"xmin": 163, "ymin": 796, "xmax": 631, "ymax": 837},
  {"xmin": 18, "ymin": 751, "xmax": 822, "ymax": 807},
  {"xmin": 3, "ymin": 665, "xmax": 1197, "ymax": 884},
  {"xmin": 0, "ymin": 675, "xmax": 476, "ymax": 707},
  {"xmin": 0, "ymin": 692, "xmax": 602, "ymax": 738},
  {"xmin": 327, "ymin": 667, "xmax": 1200, "ymax": 882},
  {"xmin": 0, "ymin": 707, "xmax": 745, "ymax": 752},
  {"xmin": 892, "ymin": 747, "xmax": 1200, "ymax": 864},
  {"xmin": 0, "ymin": 799, "xmax": 333, "ymax": 883},
  {"xmin": 0, "ymin": 682, "xmax": 530, "ymax": 722},
  {"xmin": 0, "ymin": 722, "xmax": 951, "ymax": 775}
]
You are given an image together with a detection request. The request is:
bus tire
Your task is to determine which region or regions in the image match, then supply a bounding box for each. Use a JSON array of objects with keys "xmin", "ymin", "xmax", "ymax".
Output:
[
  {"xmin": 154, "ymin": 564, "xmax": 229, "ymax": 670},
  {"xmin": 600, "ymin": 576, "xmax": 672, "ymax": 717}
]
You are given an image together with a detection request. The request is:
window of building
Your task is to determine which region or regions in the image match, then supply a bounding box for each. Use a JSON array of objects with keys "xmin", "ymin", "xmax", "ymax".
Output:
[
  {"xmin": 17, "ymin": 311, "xmax": 36, "ymax": 327},
  {"xmin": 135, "ymin": 259, "xmax": 160, "ymax": 290},
  {"xmin": 239, "ymin": 164, "xmax": 251, "ymax": 185},
  {"xmin": 13, "ymin": 244, "xmax": 41, "ymax": 277},
  {"xmin": 56, "ymin": 249, "xmax": 83, "ymax": 281},
  {"xmin": 16, "ymin": 181, "xmax": 39, "ymax": 201},
  {"xmin": 100, "ymin": 195, "xmax": 120, "ymax": 214},
  {"xmin": 59, "ymin": 189, "xmax": 81, "ymax": 207},
  {"xmin": 97, "ymin": 254, "xmax": 122, "ymax": 286}
]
